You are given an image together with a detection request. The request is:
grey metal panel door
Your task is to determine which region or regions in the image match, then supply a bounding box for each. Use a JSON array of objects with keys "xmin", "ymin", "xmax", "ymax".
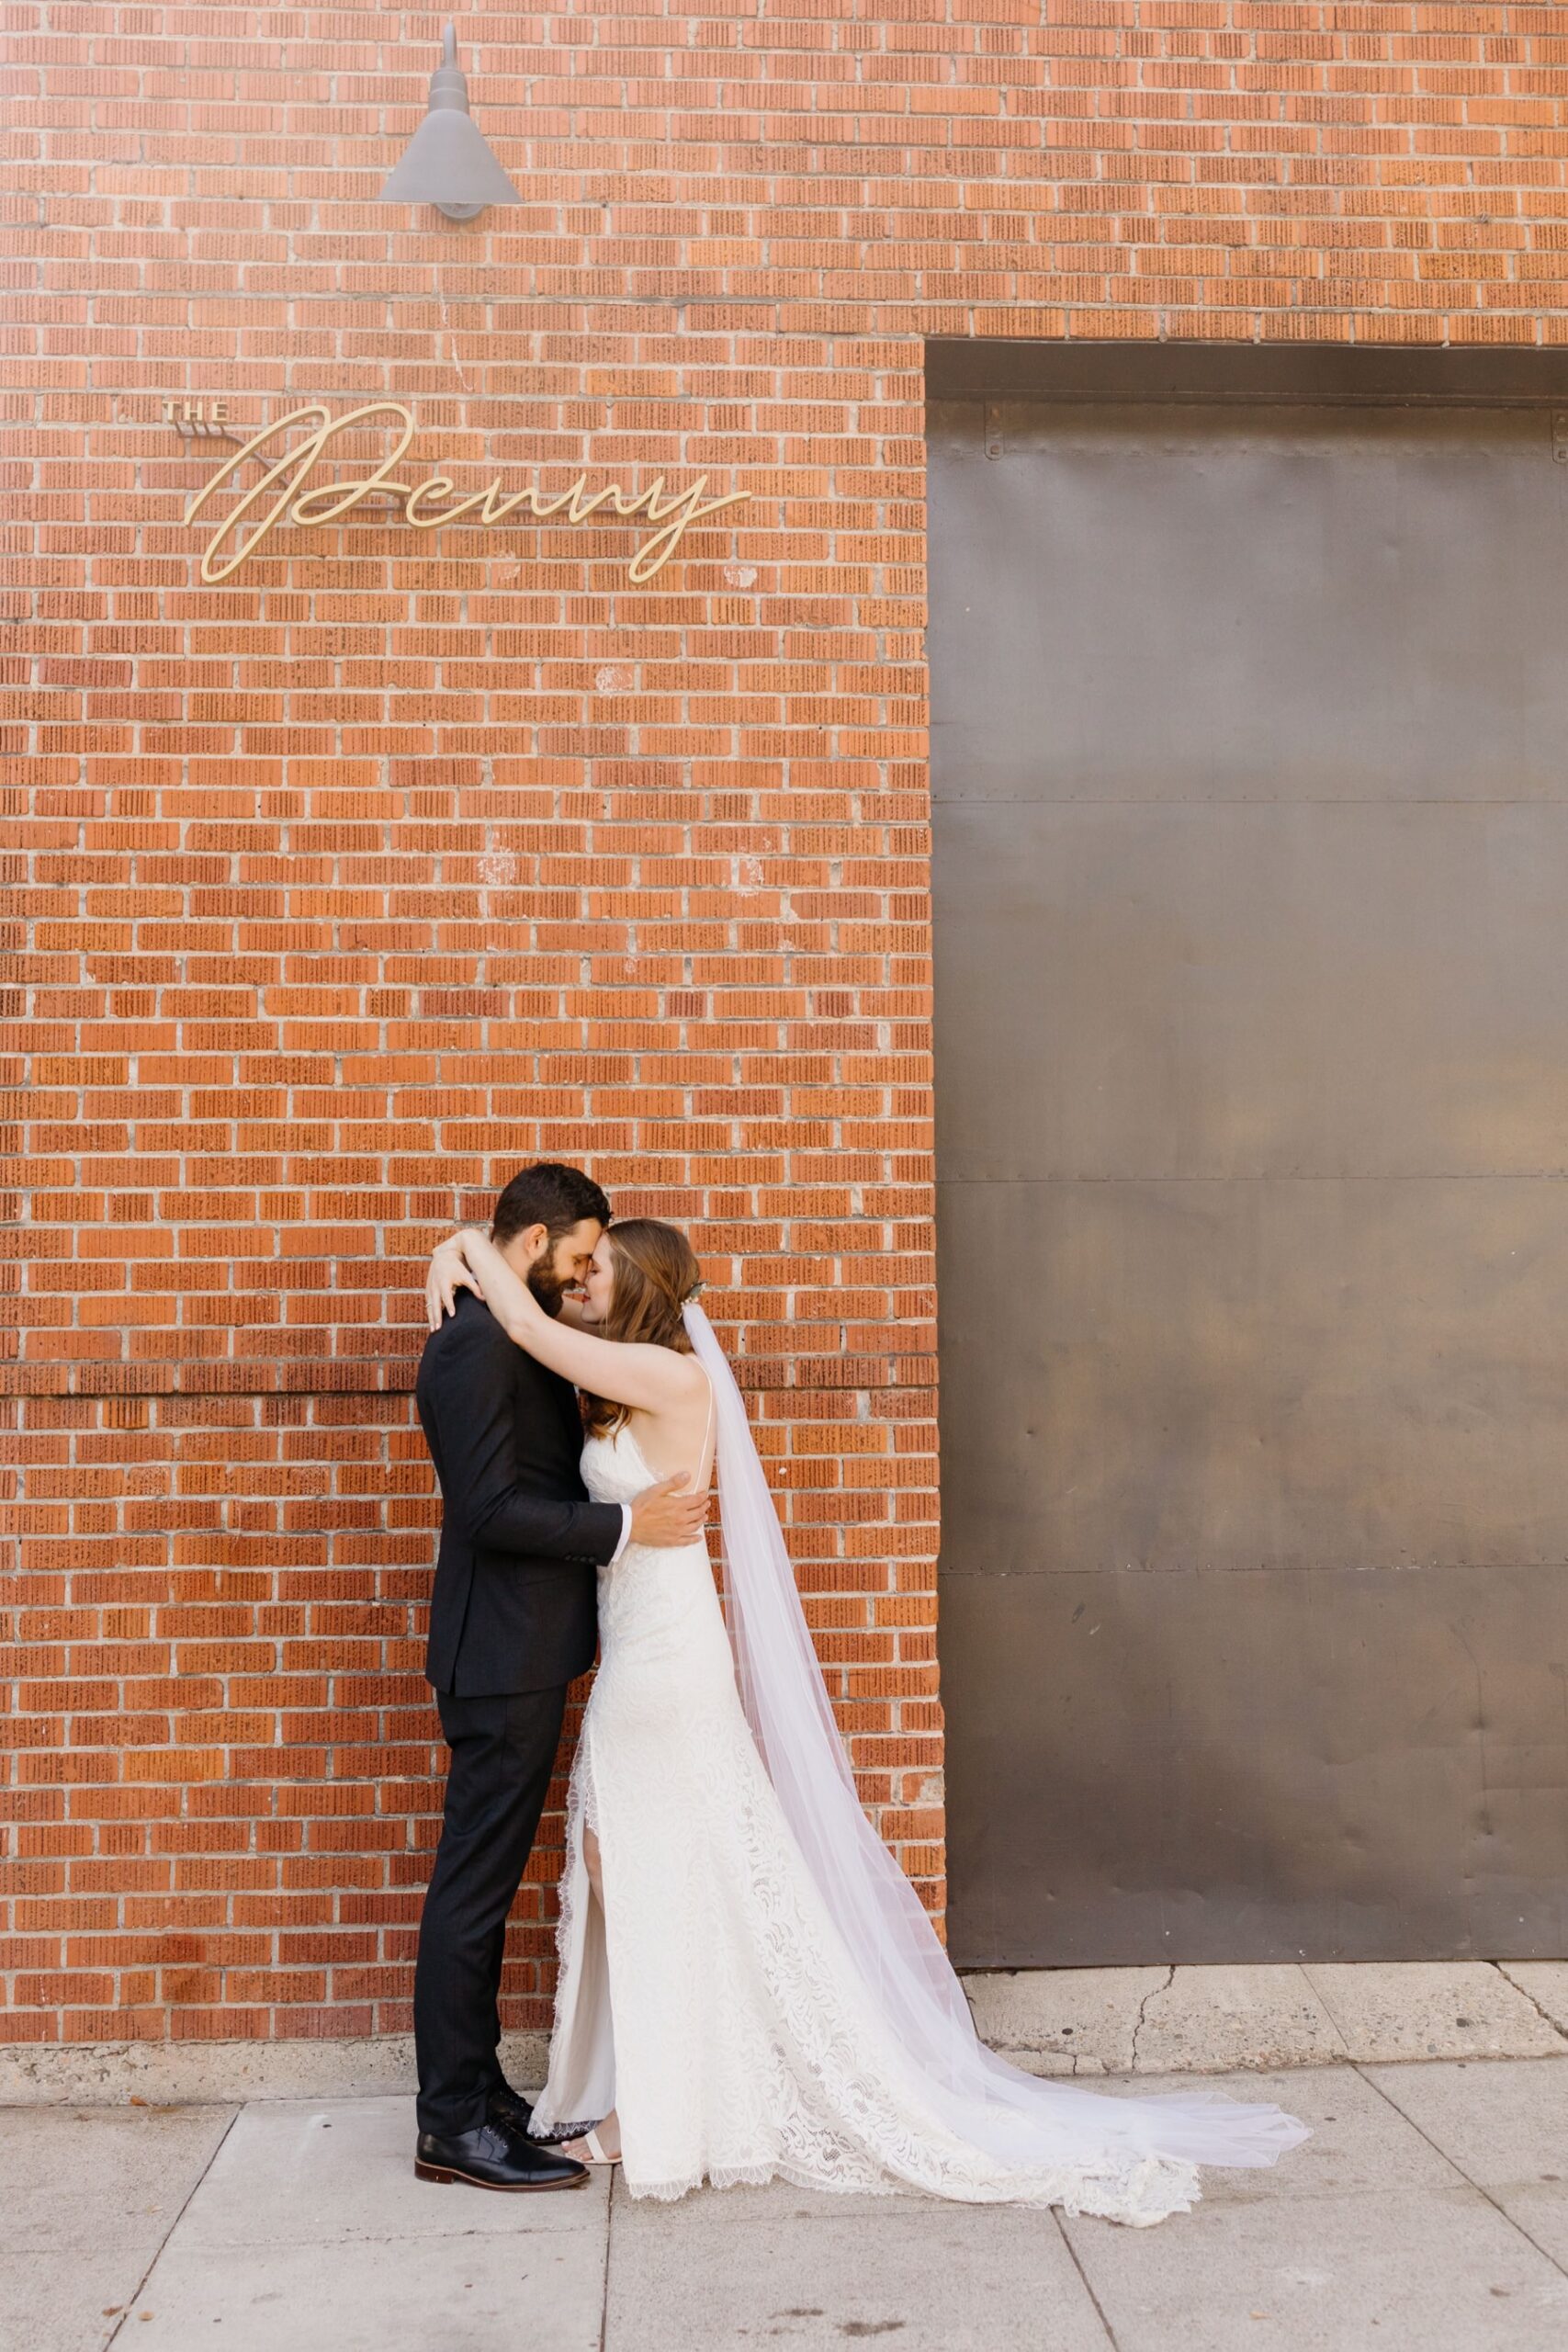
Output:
[{"xmin": 930, "ymin": 376, "xmax": 1568, "ymax": 1965}]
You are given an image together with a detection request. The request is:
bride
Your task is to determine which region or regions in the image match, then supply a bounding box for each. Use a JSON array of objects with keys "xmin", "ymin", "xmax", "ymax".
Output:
[{"xmin": 424, "ymin": 1215, "xmax": 1310, "ymax": 2226}]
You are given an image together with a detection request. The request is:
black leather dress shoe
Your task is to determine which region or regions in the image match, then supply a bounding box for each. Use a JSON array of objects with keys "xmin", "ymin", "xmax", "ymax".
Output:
[
  {"xmin": 483, "ymin": 2081, "xmax": 535, "ymax": 2137},
  {"xmin": 414, "ymin": 2122, "xmax": 588, "ymax": 2192},
  {"xmin": 484, "ymin": 2076, "xmax": 600, "ymax": 2147}
]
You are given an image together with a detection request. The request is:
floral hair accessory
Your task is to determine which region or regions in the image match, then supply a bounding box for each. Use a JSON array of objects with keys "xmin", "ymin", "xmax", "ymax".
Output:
[{"xmin": 685, "ymin": 1276, "xmax": 706, "ymax": 1300}]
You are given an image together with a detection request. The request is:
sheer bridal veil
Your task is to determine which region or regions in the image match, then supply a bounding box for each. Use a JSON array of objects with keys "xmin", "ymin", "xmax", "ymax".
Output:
[{"xmin": 682, "ymin": 1301, "xmax": 1311, "ymax": 2196}]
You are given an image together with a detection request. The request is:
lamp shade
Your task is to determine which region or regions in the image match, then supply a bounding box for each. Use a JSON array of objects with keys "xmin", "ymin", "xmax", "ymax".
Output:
[{"xmin": 380, "ymin": 24, "xmax": 521, "ymax": 219}]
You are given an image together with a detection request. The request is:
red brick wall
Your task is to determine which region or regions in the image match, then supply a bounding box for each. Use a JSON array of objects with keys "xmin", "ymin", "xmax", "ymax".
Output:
[{"xmin": 6, "ymin": 3, "xmax": 1563, "ymax": 2052}]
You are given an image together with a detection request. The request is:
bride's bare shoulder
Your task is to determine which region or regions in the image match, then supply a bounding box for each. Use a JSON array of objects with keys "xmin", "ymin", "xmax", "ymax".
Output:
[{"xmin": 666, "ymin": 1349, "xmax": 711, "ymax": 1400}]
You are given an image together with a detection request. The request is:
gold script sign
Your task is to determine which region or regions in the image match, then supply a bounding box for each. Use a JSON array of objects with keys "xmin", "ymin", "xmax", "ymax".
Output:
[{"xmin": 183, "ymin": 401, "xmax": 751, "ymax": 585}]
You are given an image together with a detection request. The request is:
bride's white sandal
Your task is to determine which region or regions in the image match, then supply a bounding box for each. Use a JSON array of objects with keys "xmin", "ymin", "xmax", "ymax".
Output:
[{"xmin": 574, "ymin": 2125, "xmax": 620, "ymax": 2167}]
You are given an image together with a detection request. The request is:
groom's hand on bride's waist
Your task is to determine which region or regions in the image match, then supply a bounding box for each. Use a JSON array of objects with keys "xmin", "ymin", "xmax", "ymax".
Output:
[{"xmin": 628, "ymin": 1473, "xmax": 709, "ymax": 1548}]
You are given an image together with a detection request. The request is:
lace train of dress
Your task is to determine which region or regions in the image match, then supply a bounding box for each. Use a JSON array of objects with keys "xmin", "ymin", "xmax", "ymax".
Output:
[{"xmin": 530, "ymin": 1421, "xmax": 1308, "ymax": 2225}]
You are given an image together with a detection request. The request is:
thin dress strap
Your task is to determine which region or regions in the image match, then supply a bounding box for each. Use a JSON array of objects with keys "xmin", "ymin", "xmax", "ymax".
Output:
[{"xmin": 694, "ymin": 1369, "xmax": 716, "ymax": 1487}]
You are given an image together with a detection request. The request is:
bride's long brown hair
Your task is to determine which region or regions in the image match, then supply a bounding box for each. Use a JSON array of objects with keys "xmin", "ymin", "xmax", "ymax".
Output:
[{"xmin": 581, "ymin": 1218, "xmax": 702, "ymax": 1437}]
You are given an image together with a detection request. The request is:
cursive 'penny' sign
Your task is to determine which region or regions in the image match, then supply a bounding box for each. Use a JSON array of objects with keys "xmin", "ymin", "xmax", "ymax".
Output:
[{"xmin": 182, "ymin": 401, "xmax": 751, "ymax": 585}]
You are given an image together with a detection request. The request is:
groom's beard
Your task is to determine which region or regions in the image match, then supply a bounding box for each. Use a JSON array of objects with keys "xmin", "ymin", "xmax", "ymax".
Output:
[{"xmin": 526, "ymin": 1261, "xmax": 570, "ymax": 1319}]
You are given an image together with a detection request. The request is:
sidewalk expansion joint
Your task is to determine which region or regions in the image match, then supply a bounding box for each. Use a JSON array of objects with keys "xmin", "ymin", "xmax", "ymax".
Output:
[
  {"xmin": 105, "ymin": 2106, "xmax": 240, "ymax": 2347},
  {"xmin": 1495, "ymin": 1962, "xmax": 1568, "ymax": 2050},
  {"xmin": 1054, "ymin": 2210, "xmax": 1123, "ymax": 2352},
  {"xmin": 1353, "ymin": 2063, "xmax": 1568, "ymax": 2286}
]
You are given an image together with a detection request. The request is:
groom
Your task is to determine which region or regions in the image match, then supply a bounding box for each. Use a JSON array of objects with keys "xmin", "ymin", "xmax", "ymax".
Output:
[{"xmin": 411, "ymin": 1161, "xmax": 708, "ymax": 2192}]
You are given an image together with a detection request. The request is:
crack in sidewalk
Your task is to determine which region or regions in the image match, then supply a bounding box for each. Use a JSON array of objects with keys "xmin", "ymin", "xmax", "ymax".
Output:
[{"xmin": 1129, "ymin": 1966, "xmax": 1176, "ymax": 2069}]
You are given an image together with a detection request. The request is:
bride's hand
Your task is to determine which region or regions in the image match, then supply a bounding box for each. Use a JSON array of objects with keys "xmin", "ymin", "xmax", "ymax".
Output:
[{"xmin": 425, "ymin": 1232, "xmax": 480, "ymax": 1331}]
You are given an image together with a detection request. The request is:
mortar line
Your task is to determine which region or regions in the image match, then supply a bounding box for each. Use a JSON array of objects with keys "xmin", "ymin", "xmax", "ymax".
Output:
[
  {"xmin": 105, "ymin": 2104, "xmax": 241, "ymax": 2345},
  {"xmin": 1353, "ymin": 2063, "xmax": 1568, "ymax": 2283}
]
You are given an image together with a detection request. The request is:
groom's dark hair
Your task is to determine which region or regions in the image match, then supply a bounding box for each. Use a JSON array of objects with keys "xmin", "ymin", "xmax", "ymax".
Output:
[{"xmin": 491, "ymin": 1161, "xmax": 612, "ymax": 1248}]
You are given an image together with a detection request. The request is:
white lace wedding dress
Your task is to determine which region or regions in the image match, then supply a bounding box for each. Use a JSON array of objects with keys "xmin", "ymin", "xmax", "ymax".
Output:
[{"xmin": 529, "ymin": 1382, "xmax": 1310, "ymax": 2225}]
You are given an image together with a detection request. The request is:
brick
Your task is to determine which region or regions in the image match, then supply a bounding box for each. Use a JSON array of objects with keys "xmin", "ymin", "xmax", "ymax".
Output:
[{"xmin": 7, "ymin": 0, "xmax": 1551, "ymax": 2050}]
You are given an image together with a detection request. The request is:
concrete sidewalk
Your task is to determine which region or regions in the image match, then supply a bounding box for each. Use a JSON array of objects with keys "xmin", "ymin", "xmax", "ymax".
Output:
[
  {"xmin": 6, "ymin": 2059, "xmax": 1568, "ymax": 2352},
  {"xmin": 9, "ymin": 1959, "xmax": 1568, "ymax": 2109}
]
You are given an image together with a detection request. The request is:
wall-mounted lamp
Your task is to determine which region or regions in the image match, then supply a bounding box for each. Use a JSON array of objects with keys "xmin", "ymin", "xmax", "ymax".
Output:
[{"xmin": 379, "ymin": 23, "xmax": 521, "ymax": 221}]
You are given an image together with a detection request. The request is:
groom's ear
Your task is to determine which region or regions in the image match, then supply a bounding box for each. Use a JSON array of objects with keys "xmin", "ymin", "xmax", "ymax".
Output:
[{"xmin": 493, "ymin": 1219, "xmax": 547, "ymax": 1270}]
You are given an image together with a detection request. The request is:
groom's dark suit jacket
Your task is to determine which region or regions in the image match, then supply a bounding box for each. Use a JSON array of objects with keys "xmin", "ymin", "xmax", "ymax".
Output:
[{"xmin": 415, "ymin": 1289, "xmax": 624, "ymax": 1696}]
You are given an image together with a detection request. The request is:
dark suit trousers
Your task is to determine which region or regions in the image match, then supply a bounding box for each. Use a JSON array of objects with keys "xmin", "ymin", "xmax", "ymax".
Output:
[{"xmin": 413, "ymin": 1683, "xmax": 568, "ymax": 2137}]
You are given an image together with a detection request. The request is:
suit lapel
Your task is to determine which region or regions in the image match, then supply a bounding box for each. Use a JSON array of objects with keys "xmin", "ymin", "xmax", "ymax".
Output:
[
  {"xmin": 550, "ymin": 1363, "xmax": 583, "ymax": 1451},
  {"xmin": 516, "ymin": 1345, "xmax": 583, "ymax": 1456}
]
